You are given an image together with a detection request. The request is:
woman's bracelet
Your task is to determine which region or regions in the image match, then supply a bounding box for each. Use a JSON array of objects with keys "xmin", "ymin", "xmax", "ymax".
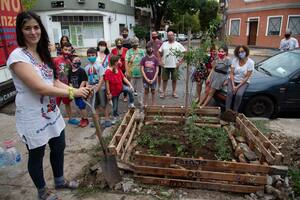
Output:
[{"xmin": 68, "ymin": 87, "xmax": 74, "ymax": 100}]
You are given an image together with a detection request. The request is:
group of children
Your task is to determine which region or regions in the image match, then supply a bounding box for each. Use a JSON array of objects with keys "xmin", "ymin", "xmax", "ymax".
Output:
[{"xmin": 53, "ymin": 37, "xmax": 160, "ymax": 128}]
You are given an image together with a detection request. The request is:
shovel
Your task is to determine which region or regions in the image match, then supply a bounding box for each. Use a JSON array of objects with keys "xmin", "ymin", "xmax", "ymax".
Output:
[{"xmin": 83, "ymin": 93, "xmax": 122, "ymax": 188}]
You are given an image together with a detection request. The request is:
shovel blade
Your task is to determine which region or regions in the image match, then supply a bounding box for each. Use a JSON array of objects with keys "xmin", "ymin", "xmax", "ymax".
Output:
[{"xmin": 101, "ymin": 154, "xmax": 122, "ymax": 188}]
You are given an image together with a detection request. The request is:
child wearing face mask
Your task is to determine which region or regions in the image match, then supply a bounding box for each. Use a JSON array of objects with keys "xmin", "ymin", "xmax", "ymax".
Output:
[
  {"xmin": 85, "ymin": 48, "xmax": 105, "ymax": 126},
  {"xmin": 53, "ymin": 42, "xmax": 79, "ymax": 125},
  {"xmin": 140, "ymin": 44, "xmax": 159, "ymax": 105},
  {"xmin": 200, "ymin": 46, "xmax": 231, "ymax": 107},
  {"xmin": 69, "ymin": 55, "xmax": 89, "ymax": 127}
]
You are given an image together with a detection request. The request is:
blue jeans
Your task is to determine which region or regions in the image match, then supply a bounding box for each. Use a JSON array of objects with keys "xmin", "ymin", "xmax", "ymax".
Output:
[{"xmin": 112, "ymin": 85, "xmax": 134, "ymax": 117}]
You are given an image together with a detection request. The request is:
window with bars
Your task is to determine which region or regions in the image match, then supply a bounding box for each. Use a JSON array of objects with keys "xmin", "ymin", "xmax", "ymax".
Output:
[
  {"xmin": 230, "ymin": 19, "xmax": 240, "ymax": 36},
  {"xmin": 267, "ymin": 16, "xmax": 282, "ymax": 36},
  {"xmin": 288, "ymin": 16, "xmax": 300, "ymax": 35},
  {"xmin": 52, "ymin": 16, "xmax": 103, "ymax": 22}
]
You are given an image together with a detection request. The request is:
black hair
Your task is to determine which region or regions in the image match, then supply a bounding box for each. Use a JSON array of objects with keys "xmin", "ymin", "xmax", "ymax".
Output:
[
  {"xmin": 87, "ymin": 47, "xmax": 97, "ymax": 55},
  {"xmin": 96, "ymin": 41, "xmax": 110, "ymax": 55},
  {"xmin": 60, "ymin": 35, "xmax": 70, "ymax": 46},
  {"xmin": 234, "ymin": 45, "xmax": 250, "ymax": 58},
  {"xmin": 218, "ymin": 45, "xmax": 229, "ymax": 55},
  {"xmin": 16, "ymin": 11, "xmax": 56, "ymax": 78},
  {"xmin": 61, "ymin": 42, "xmax": 72, "ymax": 49},
  {"xmin": 70, "ymin": 54, "xmax": 80, "ymax": 62}
]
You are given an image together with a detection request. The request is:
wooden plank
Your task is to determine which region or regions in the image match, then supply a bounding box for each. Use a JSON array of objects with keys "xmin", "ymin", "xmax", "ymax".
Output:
[
  {"xmin": 116, "ymin": 111, "xmax": 137, "ymax": 154},
  {"xmin": 238, "ymin": 114, "xmax": 282, "ymax": 155},
  {"xmin": 145, "ymin": 120, "xmax": 181, "ymax": 125},
  {"xmin": 134, "ymin": 165, "xmax": 267, "ymax": 185},
  {"xmin": 108, "ymin": 110, "xmax": 132, "ymax": 147},
  {"xmin": 134, "ymin": 176, "xmax": 264, "ymax": 193},
  {"xmin": 224, "ymin": 126, "xmax": 237, "ymax": 150},
  {"xmin": 195, "ymin": 123, "xmax": 222, "ymax": 128},
  {"xmin": 236, "ymin": 118, "xmax": 275, "ymax": 164},
  {"xmin": 134, "ymin": 154, "xmax": 271, "ymax": 174},
  {"xmin": 121, "ymin": 122, "xmax": 137, "ymax": 160},
  {"xmin": 144, "ymin": 115, "xmax": 220, "ymax": 124},
  {"xmin": 123, "ymin": 141, "xmax": 138, "ymax": 162},
  {"xmin": 145, "ymin": 106, "xmax": 221, "ymax": 115}
]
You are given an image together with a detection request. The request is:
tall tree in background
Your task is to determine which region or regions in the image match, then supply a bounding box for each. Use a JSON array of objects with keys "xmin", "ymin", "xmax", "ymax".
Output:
[
  {"xmin": 199, "ymin": 0, "xmax": 220, "ymax": 33},
  {"xmin": 135, "ymin": 0, "xmax": 202, "ymax": 31}
]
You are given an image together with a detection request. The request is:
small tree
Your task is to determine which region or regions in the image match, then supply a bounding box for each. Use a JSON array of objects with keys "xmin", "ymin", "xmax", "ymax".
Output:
[{"xmin": 21, "ymin": 0, "xmax": 37, "ymax": 10}]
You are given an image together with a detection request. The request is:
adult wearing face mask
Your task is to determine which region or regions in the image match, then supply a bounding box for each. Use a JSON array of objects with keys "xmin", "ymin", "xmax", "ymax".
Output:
[
  {"xmin": 279, "ymin": 29, "xmax": 299, "ymax": 51},
  {"xmin": 226, "ymin": 45, "xmax": 254, "ymax": 112},
  {"xmin": 125, "ymin": 37, "xmax": 145, "ymax": 106},
  {"xmin": 97, "ymin": 40, "xmax": 110, "ymax": 70},
  {"xmin": 147, "ymin": 31, "xmax": 163, "ymax": 92},
  {"xmin": 111, "ymin": 38, "xmax": 129, "ymax": 102},
  {"xmin": 121, "ymin": 27, "xmax": 132, "ymax": 49}
]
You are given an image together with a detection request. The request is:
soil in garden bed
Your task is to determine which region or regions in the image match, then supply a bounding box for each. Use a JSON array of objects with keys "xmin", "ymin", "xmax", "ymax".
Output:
[{"xmin": 134, "ymin": 123, "xmax": 233, "ymax": 161}]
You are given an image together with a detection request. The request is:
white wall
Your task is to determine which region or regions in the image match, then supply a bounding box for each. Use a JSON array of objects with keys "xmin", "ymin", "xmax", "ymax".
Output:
[
  {"xmin": 36, "ymin": 10, "xmax": 135, "ymax": 48},
  {"xmin": 106, "ymin": 13, "xmax": 135, "ymax": 46}
]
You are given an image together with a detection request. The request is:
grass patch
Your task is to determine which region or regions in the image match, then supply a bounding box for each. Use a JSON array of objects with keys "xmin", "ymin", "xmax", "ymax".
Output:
[
  {"xmin": 76, "ymin": 186, "xmax": 103, "ymax": 197},
  {"xmin": 250, "ymin": 119, "xmax": 271, "ymax": 135},
  {"xmin": 288, "ymin": 168, "xmax": 300, "ymax": 196}
]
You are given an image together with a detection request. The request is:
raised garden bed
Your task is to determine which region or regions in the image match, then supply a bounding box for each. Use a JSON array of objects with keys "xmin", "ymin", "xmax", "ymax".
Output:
[{"xmin": 108, "ymin": 106, "xmax": 287, "ymax": 194}]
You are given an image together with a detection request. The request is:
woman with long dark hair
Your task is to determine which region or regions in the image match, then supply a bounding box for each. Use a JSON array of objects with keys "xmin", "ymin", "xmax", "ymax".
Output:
[
  {"xmin": 7, "ymin": 11, "xmax": 90, "ymax": 200},
  {"xmin": 56, "ymin": 35, "xmax": 75, "ymax": 56}
]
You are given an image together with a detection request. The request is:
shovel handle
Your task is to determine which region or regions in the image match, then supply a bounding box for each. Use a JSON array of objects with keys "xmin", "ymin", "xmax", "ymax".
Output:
[{"xmin": 83, "ymin": 94, "xmax": 107, "ymax": 156}]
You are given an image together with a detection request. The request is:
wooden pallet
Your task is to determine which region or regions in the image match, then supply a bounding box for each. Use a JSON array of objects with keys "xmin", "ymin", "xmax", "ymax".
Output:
[
  {"xmin": 108, "ymin": 106, "xmax": 287, "ymax": 193},
  {"xmin": 235, "ymin": 114, "xmax": 283, "ymax": 165}
]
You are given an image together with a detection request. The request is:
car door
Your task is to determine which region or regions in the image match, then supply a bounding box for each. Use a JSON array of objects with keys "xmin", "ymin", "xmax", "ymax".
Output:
[{"xmin": 284, "ymin": 71, "xmax": 300, "ymax": 110}]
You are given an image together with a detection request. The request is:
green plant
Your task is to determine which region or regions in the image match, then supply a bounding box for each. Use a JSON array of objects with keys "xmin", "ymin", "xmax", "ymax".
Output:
[
  {"xmin": 251, "ymin": 120, "xmax": 270, "ymax": 135},
  {"xmin": 288, "ymin": 168, "xmax": 300, "ymax": 196},
  {"xmin": 133, "ymin": 25, "xmax": 148, "ymax": 40}
]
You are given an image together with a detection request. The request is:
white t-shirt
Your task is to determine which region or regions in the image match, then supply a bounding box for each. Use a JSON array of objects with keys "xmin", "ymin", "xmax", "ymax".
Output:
[
  {"xmin": 231, "ymin": 58, "xmax": 255, "ymax": 83},
  {"xmin": 7, "ymin": 48, "xmax": 65, "ymax": 150},
  {"xmin": 159, "ymin": 41, "xmax": 186, "ymax": 68},
  {"xmin": 279, "ymin": 37, "xmax": 299, "ymax": 51}
]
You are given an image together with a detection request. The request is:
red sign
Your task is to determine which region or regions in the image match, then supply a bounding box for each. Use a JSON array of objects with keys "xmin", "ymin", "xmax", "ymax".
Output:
[{"xmin": 0, "ymin": 0, "xmax": 22, "ymax": 66}]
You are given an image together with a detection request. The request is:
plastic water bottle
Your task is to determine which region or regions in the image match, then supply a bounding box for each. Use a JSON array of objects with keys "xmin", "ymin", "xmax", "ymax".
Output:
[
  {"xmin": 3, "ymin": 140, "xmax": 21, "ymax": 166},
  {"xmin": 0, "ymin": 147, "xmax": 7, "ymax": 168}
]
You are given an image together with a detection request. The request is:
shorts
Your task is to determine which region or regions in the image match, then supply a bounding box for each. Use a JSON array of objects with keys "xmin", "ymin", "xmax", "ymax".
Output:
[
  {"xmin": 162, "ymin": 68, "xmax": 178, "ymax": 81},
  {"xmin": 143, "ymin": 81, "xmax": 157, "ymax": 90},
  {"xmin": 56, "ymin": 97, "xmax": 72, "ymax": 106},
  {"xmin": 75, "ymin": 98, "xmax": 86, "ymax": 110},
  {"xmin": 99, "ymin": 86, "xmax": 107, "ymax": 108},
  {"xmin": 95, "ymin": 91, "xmax": 101, "ymax": 107},
  {"xmin": 158, "ymin": 65, "xmax": 163, "ymax": 76}
]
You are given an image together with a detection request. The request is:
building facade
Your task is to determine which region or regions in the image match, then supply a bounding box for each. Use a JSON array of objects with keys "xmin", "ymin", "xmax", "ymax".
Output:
[
  {"xmin": 32, "ymin": 0, "xmax": 135, "ymax": 48},
  {"xmin": 226, "ymin": 0, "xmax": 300, "ymax": 48}
]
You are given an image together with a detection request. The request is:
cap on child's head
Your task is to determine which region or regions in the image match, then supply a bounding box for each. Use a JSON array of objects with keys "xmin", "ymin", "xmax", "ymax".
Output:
[{"xmin": 87, "ymin": 47, "xmax": 97, "ymax": 55}]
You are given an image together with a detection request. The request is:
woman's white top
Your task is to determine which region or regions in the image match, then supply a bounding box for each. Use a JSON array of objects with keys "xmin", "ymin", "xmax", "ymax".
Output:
[
  {"xmin": 7, "ymin": 48, "xmax": 65, "ymax": 150},
  {"xmin": 231, "ymin": 57, "xmax": 255, "ymax": 83}
]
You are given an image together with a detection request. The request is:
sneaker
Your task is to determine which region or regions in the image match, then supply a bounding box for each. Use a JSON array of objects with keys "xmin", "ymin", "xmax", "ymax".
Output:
[
  {"xmin": 111, "ymin": 117, "xmax": 118, "ymax": 125},
  {"xmin": 104, "ymin": 120, "xmax": 112, "ymax": 128},
  {"xmin": 68, "ymin": 118, "xmax": 80, "ymax": 125},
  {"xmin": 128, "ymin": 103, "xmax": 135, "ymax": 109},
  {"xmin": 79, "ymin": 119, "xmax": 89, "ymax": 128}
]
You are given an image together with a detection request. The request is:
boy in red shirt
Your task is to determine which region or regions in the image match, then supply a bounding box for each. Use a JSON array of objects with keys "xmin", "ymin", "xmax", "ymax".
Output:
[
  {"xmin": 53, "ymin": 42, "xmax": 79, "ymax": 125},
  {"xmin": 104, "ymin": 55, "xmax": 134, "ymax": 123}
]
